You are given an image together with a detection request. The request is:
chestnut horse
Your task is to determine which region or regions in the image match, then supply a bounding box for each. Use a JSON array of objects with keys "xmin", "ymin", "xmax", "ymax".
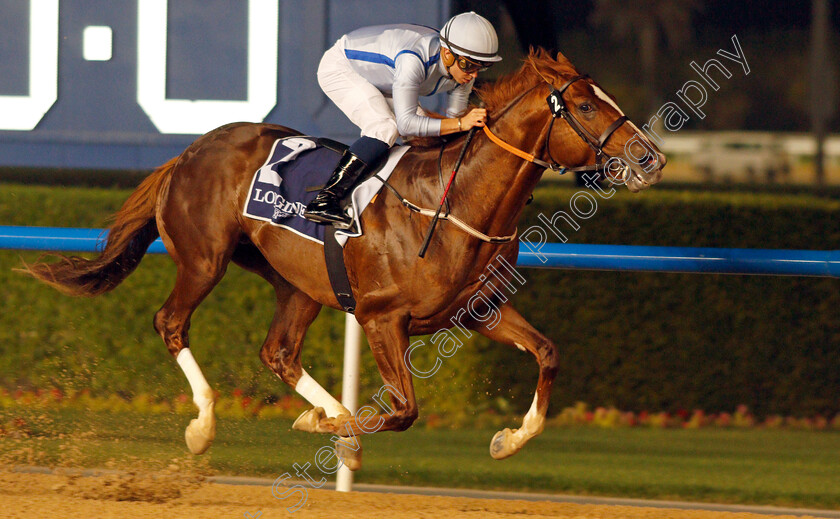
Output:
[{"xmin": 22, "ymin": 50, "xmax": 665, "ymax": 467}]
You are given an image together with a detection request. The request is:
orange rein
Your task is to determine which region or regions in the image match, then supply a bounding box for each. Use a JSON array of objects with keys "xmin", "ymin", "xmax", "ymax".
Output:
[{"xmin": 482, "ymin": 125, "xmax": 558, "ymax": 171}]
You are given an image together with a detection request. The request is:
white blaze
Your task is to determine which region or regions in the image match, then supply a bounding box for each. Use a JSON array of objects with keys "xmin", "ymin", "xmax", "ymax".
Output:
[
  {"xmin": 592, "ymin": 85, "xmax": 624, "ymax": 116},
  {"xmin": 592, "ymin": 85, "xmax": 658, "ymax": 151}
]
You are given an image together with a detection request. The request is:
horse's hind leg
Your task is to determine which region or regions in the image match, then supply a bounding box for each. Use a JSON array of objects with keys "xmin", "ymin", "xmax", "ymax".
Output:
[
  {"xmin": 231, "ymin": 245, "xmax": 350, "ymax": 420},
  {"xmin": 249, "ymin": 271, "xmax": 361, "ymax": 468},
  {"xmin": 154, "ymin": 265, "xmax": 229, "ymax": 454},
  {"xmin": 469, "ymin": 304, "xmax": 559, "ymax": 460},
  {"xmin": 255, "ymin": 279, "xmax": 349, "ymax": 420},
  {"xmin": 230, "ymin": 243, "xmax": 350, "ymax": 420},
  {"xmin": 155, "ymin": 217, "xmax": 237, "ymax": 453},
  {"xmin": 153, "ymin": 151, "xmax": 246, "ymax": 454}
]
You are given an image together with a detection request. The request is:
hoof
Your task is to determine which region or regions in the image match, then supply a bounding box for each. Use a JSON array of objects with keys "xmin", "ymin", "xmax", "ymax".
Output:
[
  {"xmin": 335, "ymin": 437, "xmax": 362, "ymax": 471},
  {"xmin": 185, "ymin": 407, "xmax": 216, "ymax": 455},
  {"xmin": 489, "ymin": 427, "xmax": 519, "ymax": 460},
  {"xmin": 292, "ymin": 407, "xmax": 326, "ymax": 433}
]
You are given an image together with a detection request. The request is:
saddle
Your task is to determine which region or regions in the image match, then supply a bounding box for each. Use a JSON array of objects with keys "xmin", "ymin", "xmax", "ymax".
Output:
[{"xmin": 242, "ymin": 136, "xmax": 409, "ymax": 313}]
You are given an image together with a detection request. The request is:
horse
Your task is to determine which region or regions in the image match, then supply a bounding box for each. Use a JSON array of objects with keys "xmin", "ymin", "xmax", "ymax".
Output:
[{"xmin": 21, "ymin": 49, "xmax": 665, "ymax": 469}]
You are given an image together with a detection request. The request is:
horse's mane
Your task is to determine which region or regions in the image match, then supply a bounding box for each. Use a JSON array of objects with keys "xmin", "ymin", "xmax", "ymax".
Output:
[{"xmin": 476, "ymin": 48, "xmax": 579, "ymax": 113}]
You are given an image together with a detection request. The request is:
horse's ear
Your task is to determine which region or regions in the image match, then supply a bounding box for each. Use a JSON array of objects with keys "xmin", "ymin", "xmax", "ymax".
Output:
[
  {"xmin": 554, "ymin": 51, "xmax": 573, "ymax": 68},
  {"xmin": 532, "ymin": 47, "xmax": 551, "ymax": 60}
]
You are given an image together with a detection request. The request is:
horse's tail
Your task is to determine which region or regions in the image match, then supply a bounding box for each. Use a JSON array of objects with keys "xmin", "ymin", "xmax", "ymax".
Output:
[{"xmin": 18, "ymin": 157, "xmax": 178, "ymax": 297}]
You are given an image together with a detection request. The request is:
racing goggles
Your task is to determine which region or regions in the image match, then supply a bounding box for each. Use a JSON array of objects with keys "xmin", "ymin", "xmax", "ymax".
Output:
[{"xmin": 454, "ymin": 54, "xmax": 493, "ymax": 74}]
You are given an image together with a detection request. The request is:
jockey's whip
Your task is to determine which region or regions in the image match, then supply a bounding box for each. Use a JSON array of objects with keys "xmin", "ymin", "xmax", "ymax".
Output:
[{"xmin": 418, "ymin": 123, "xmax": 479, "ymax": 258}]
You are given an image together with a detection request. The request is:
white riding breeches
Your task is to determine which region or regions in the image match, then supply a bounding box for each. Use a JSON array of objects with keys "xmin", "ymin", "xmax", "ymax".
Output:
[{"xmin": 317, "ymin": 44, "xmax": 400, "ymax": 146}]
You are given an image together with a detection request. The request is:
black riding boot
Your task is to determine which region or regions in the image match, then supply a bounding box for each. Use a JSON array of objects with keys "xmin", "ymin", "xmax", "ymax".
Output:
[{"xmin": 303, "ymin": 150, "xmax": 368, "ymax": 227}]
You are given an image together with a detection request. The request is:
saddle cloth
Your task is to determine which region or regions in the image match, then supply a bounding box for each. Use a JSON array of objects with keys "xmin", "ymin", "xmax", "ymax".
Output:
[{"xmin": 242, "ymin": 136, "xmax": 409, "ymax": 246}]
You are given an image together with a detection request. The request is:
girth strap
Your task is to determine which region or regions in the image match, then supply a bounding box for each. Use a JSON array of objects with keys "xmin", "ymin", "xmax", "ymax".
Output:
[{"xmin": 324, "ymin": 226, "xmax": 356, "ymax": 313}]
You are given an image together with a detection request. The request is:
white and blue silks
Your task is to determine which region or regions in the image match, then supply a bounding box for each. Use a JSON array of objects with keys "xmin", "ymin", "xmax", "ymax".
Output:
[{"xmin": 317, "ymin": 24, "xmax": 473, "ymax": 145}]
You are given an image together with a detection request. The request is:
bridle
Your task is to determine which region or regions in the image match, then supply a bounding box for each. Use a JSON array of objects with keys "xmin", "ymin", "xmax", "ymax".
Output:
[
  {"xmin": 483, "ymin": 73, "xmax": 629, "ymax": 177},
  {"xmin": 545, "ymin": 74, "xmax": 628, "ymax": 174},
  {"xmin": 378, "ymin": 71, "xmax": 634, "ymax": 247}
]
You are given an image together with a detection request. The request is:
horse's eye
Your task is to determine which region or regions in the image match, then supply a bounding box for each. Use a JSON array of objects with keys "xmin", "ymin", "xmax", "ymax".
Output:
[{"xmin": 579, "ymin": 103, "xmax": 593, "ymax": 113}]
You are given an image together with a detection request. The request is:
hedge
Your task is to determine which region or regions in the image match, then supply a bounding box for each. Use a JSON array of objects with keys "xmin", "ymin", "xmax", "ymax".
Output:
[
  {"xmin": 494, "ymin": 185, "xmax": 840, "ymax": 418},
  {"xmin": 0, "ymin": 181, "xmax": 838, "ymax": 420}
]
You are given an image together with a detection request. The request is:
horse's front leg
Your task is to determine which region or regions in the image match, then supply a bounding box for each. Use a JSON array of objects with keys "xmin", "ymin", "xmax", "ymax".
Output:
[{"xmin": 470, "ymin": 303, "xmax": 559, "ymax": 460}]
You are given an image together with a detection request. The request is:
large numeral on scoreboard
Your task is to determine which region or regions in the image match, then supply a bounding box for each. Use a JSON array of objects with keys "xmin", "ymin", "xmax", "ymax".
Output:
[
  {"xmin": 137, "ymin": 0, "xmax": 279, "ymax": 135},
  {"xmin": 0, "ymin": 0, "xmax": 59, "ymax": 131}
]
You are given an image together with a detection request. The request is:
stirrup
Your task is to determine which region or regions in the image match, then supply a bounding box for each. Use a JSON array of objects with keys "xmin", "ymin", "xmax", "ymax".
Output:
[{"xmin": 304, "ymin": 207, "xmax": 354, "ymax": 228}]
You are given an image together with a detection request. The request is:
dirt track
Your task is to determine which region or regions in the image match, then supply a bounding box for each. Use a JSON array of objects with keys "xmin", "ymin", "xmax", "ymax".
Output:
[{"xmin": 0, "ymin": 471, "xmax": 830, "ymax": 519}]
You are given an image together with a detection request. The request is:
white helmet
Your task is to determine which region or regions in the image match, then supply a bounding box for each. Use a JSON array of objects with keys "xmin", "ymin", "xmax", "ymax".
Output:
[{"xmin": 439, "ymin": 12, "xmax": 503, "ymax": 64}]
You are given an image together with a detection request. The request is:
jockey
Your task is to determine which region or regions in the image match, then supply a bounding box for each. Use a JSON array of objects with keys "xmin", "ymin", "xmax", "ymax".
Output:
[{"xmin": 303, "ymin": 11, "xmax": 502, "ymax": 227}]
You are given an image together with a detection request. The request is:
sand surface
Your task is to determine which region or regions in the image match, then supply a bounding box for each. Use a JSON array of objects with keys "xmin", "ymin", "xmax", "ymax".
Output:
[{"xmin": 0, "ymin": 470, "xmax": 830, "ymax": 519}]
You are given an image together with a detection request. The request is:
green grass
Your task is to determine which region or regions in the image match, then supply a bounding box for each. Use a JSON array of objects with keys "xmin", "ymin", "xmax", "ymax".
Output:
[{"xmin": 3, "ymin": 408, "xmax": 840, "ymax": 509}]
